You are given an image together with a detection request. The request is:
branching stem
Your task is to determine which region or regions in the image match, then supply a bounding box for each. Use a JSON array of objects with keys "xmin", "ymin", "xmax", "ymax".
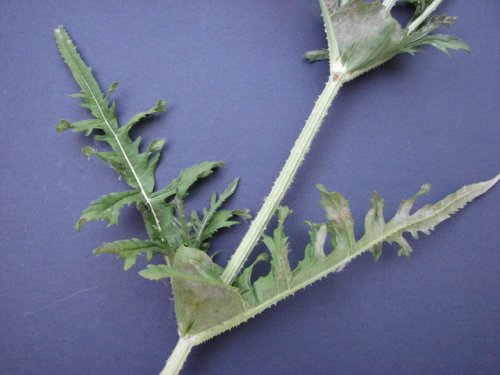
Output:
[
  {"xmin": 221, "ymin": 75, "xmax": 345, "ymax": 283},
  {"xmin": 161, "ymin": 75, "xmax": 345, "ymax": 374}
]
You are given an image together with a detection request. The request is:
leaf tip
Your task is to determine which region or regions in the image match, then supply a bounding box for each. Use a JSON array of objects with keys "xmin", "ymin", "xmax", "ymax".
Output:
[
  {"xmin": 420, "ymin": 183, "xmax": 432, "ymax": 194},
  {"xmin": 54, "ymin": 25, "xmax": 64, "ymax": 36},
  {"xmin": 75, "ymin": 218, "xmax": 86, "ymax": 231},
  {"xmin": 148, "ymin": 138, "xmax": 166, "ymax": 153},
  {"xmin": 56, "ymin": 119, "xmax": 73, "ymax": 133},
  {"xmin": 485, "ymin": 173, "xmax": 500, "ymax": 190},
  {"xmin": 316, "ymin": 183, "xmax": 327, "ymax": 192},
  {"xmin": 81, "ymin": 146, "xmax": 96, "ymax": 158},
  {"xmin": 155, "ymin": 99, "xmax": 168, "ymax": 112}
]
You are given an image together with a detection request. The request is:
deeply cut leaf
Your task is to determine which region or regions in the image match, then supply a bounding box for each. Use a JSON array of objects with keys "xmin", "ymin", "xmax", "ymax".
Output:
[
  {"xmin": 251, "ymin": 207, "xmax": 294, "ymax": 303},
  {"xmin": 237, "ymin": 175, "xmax": 499, "ymax": 308},
  {"xmin": 55, "ymin": 26, "xmax": 166, "ymax": 230},
  {"xmin": 56, "ymin": 27, "xmax": 249, "ymax": 266},
  {"xmin": 76, "ymin": 190, "xmax": 141, "ymax": 230},
  {"xmin": 94, "ymin": 238, "xmax": 161, "ymax": 270},
  {"xmin": 191, "ymin": 178, "xmax": 250, "ymax": 248},
  {"xmin": 152, "ymin": 161, "xmax": 224, "ymax": 201}
]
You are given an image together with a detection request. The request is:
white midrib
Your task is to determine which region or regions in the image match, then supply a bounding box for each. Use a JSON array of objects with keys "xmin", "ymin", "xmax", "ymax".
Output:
[
  {"xmin": 186, "ymin": 180, "xmax": 496, "ymax": 344},
  {"xmin": 72, "ymin": 57, "xmax": 162, "ymax": 231}
]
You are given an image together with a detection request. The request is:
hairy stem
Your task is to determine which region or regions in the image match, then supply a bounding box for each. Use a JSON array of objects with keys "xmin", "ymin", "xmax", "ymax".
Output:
[
  {"xmin": 407, "ymin": 0, "xmax": 443, "ymax": 33},
  {"xmin": 382, "ymin": 0, "xmax": 398, "ymax": 11},
  {"xmin": 162, "ymin": 75, "xmax": 345, "ymax": 374},
  {"xmin": 160, "ymin": 337, "xmax": 194, "ymax": 375},
  {"xmin": 221, "ymin": 74, "xmax": 345, "ymax": 285}
]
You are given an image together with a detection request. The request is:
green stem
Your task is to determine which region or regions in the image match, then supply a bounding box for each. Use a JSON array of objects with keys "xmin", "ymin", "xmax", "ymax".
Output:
[
  {"xmin": 162, "ymin": 75, "xmax": 345, "ymax": 374},
  {"xmin": 159, "ymin": 337, "xmax": 194, "ymax": 375},
  {"xmin": 221, "ymin": 74, "xmax": 345, "ymax": 285},
  {"xmin": 407, "ymin": 0, "xmax": 443, "ymax": 34},
  {"xmin": 382, "ymin": 0, "xmax": 398, "ymax": 11}
]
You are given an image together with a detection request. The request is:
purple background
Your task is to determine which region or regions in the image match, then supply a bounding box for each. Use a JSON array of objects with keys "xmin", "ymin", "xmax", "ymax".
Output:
[{"xmin": 1, "ymin": 1, "xmax": 499, "ymax": 374}]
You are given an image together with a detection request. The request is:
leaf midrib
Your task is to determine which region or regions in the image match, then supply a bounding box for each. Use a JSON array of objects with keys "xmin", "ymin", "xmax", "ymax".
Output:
[
  {"xmin": 188, "ymin": 182, "xmax": 490, "ymax": 344},
  {"xmin": 64, "ymin": 44, "xmax": 163, "ymax": 231}
]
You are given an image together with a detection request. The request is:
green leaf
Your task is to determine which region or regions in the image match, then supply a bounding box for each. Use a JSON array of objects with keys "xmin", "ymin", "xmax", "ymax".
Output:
[
  {"xmin": 294, "ymin": 223, "xmax": 327, "ymax": 274},
  {"xmin": 234, "ymin": 253, "xmax": 269, "ymax": 306},
  {"xmin": 55, "ymin": 25, "xmax": 166, "ymax": 205},
  {"xmin": 106, "ymin": 81, "xmax": 119, "ymax": 99},
  {"xmin": 310, "ymin": 1, "xmax": 469, "ymax": 77},
  {"xmin": 54, "ymin": 26, "xmax": 117, "ymax": 125},
  {"xmin": 139, "ymin": 249, "xmax": 247, "ymax": 337},
  {"xmin": 81, "ymin": 146, "xmax": 96, "ymax": 158},
  {"xmin": 319, "ymin": 0, "xmax": 406, "ymax": 76},
  {"xmin": 137, "ymin": 202, "xmax": 180, "ymax": 255},
  {"xmin": 139, "ymin": 264, "xmax": 223, "ymax": 285},
  {"xmin": 363, "ymin": 192, "xmax": 385, "ymax": 260},
  {"xmin": 94, "ymin": 238, "xmax": 161, "ymax": 270},
  {"xmin": 76, "ymin": 190, "xmax": 141, "ymax": 230},
  {"xmin": 55, "ymin": 27, "xmax": 249, "ymax": 276},
  {"xmin": 237, "ymin": 175, "xmax": 499, "ymax": 307},
  {"xmin": 152, "ymin": 161, "xmax": 224, "ymax": 201},
  {"xmin": 200, "ymin": 209, "xmax": 250, "ymax": 244},
  {"xmin": 403, "ymin": 15, "xmax": 471, "ymax": 55},
  {"xmin": 55, "ymin": 119, "xmax": 73, "ymax": 133},
  {"xmin": 192, "ymin": 178, "xmax": 250, "ymax": 246},
  {"xmin": 304, "ymin": 48, "xmax": 329, "ymax": 62},
  {"xmin": 318, "ymin": 185, "xmax": 357, "ymax": 261},
  {"xmin": 252, "ymin": 206, "xmax": 294, "ymax": 304},
  {"xmin": 148, "ymin": 139, "xmax": 166, "ymax": 153},
  {"xmin": 404, "ymin": 33, "xmax": 471, "ymax": 55},
  {"xmin": 165, "ymin": 246, "xmax": 247, "ymax": 336},
  {"xmin": 121, "ymin": 99, "xmax": 167, "ymax": 134}
]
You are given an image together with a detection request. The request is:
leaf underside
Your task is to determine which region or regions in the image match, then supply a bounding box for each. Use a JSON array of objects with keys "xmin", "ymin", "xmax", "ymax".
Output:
[
  {"xmin": 307, "ymin": 0, "xmax": 470, "ymax": 77},
  {"xmin": 142, "ymin": 175, "xmax": 499, "ymax": 339}
]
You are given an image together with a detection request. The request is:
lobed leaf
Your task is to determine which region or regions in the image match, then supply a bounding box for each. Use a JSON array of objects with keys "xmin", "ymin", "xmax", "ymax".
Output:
[
  {"xmin": 54, "ymin": 26, "xmax": 117, "ymax": 126},
  {"xmin": 94, "ymin": 238, "xmax": 162, "ymax": 270},
  {"xmin": 234, "ymin": 253, "xmax": 269, "ymax": 306},
  {"xmin": 318, "ymin": 185, "xmax": 356, "ymax": 261},
  {"xmin": 152, "ymin": 161, "xmax": 224, "ymax": 201},
  {"xmin": 55, "ymin": 26, "xmax": 169, "ymax": 240},
  {"xmin": 236, "ymin": 175, "xmax": 499, "ymax": 308},
  {"xmin": 246, "ymin": 207, "xmax": 294, "ymax": 304},
  {"xmin": 192, "ymin": 178, "xmax": 250, "ymax": 247},
  {"xmin": 76, "ymin": 190, "xmax": 141, "ymax": 230},
  {"xmin": 403, "ymin": 15, "xmax": 471, "ymax": 55},
  {"xmin": 121, "ymin": 99, "xmax": 167, "ymax": 134}
]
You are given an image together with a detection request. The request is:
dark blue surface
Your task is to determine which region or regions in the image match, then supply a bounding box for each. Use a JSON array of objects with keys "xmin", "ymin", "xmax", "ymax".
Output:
[{"xmin": 1, "ymin": 1, "xmax": 499, "ymax": 374}]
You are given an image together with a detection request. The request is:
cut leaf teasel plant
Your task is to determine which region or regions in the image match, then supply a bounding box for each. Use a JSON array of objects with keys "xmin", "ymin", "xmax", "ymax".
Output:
[{"xmin": 54, "ymin": 1, "xmax": 498, "ymax": 374}]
